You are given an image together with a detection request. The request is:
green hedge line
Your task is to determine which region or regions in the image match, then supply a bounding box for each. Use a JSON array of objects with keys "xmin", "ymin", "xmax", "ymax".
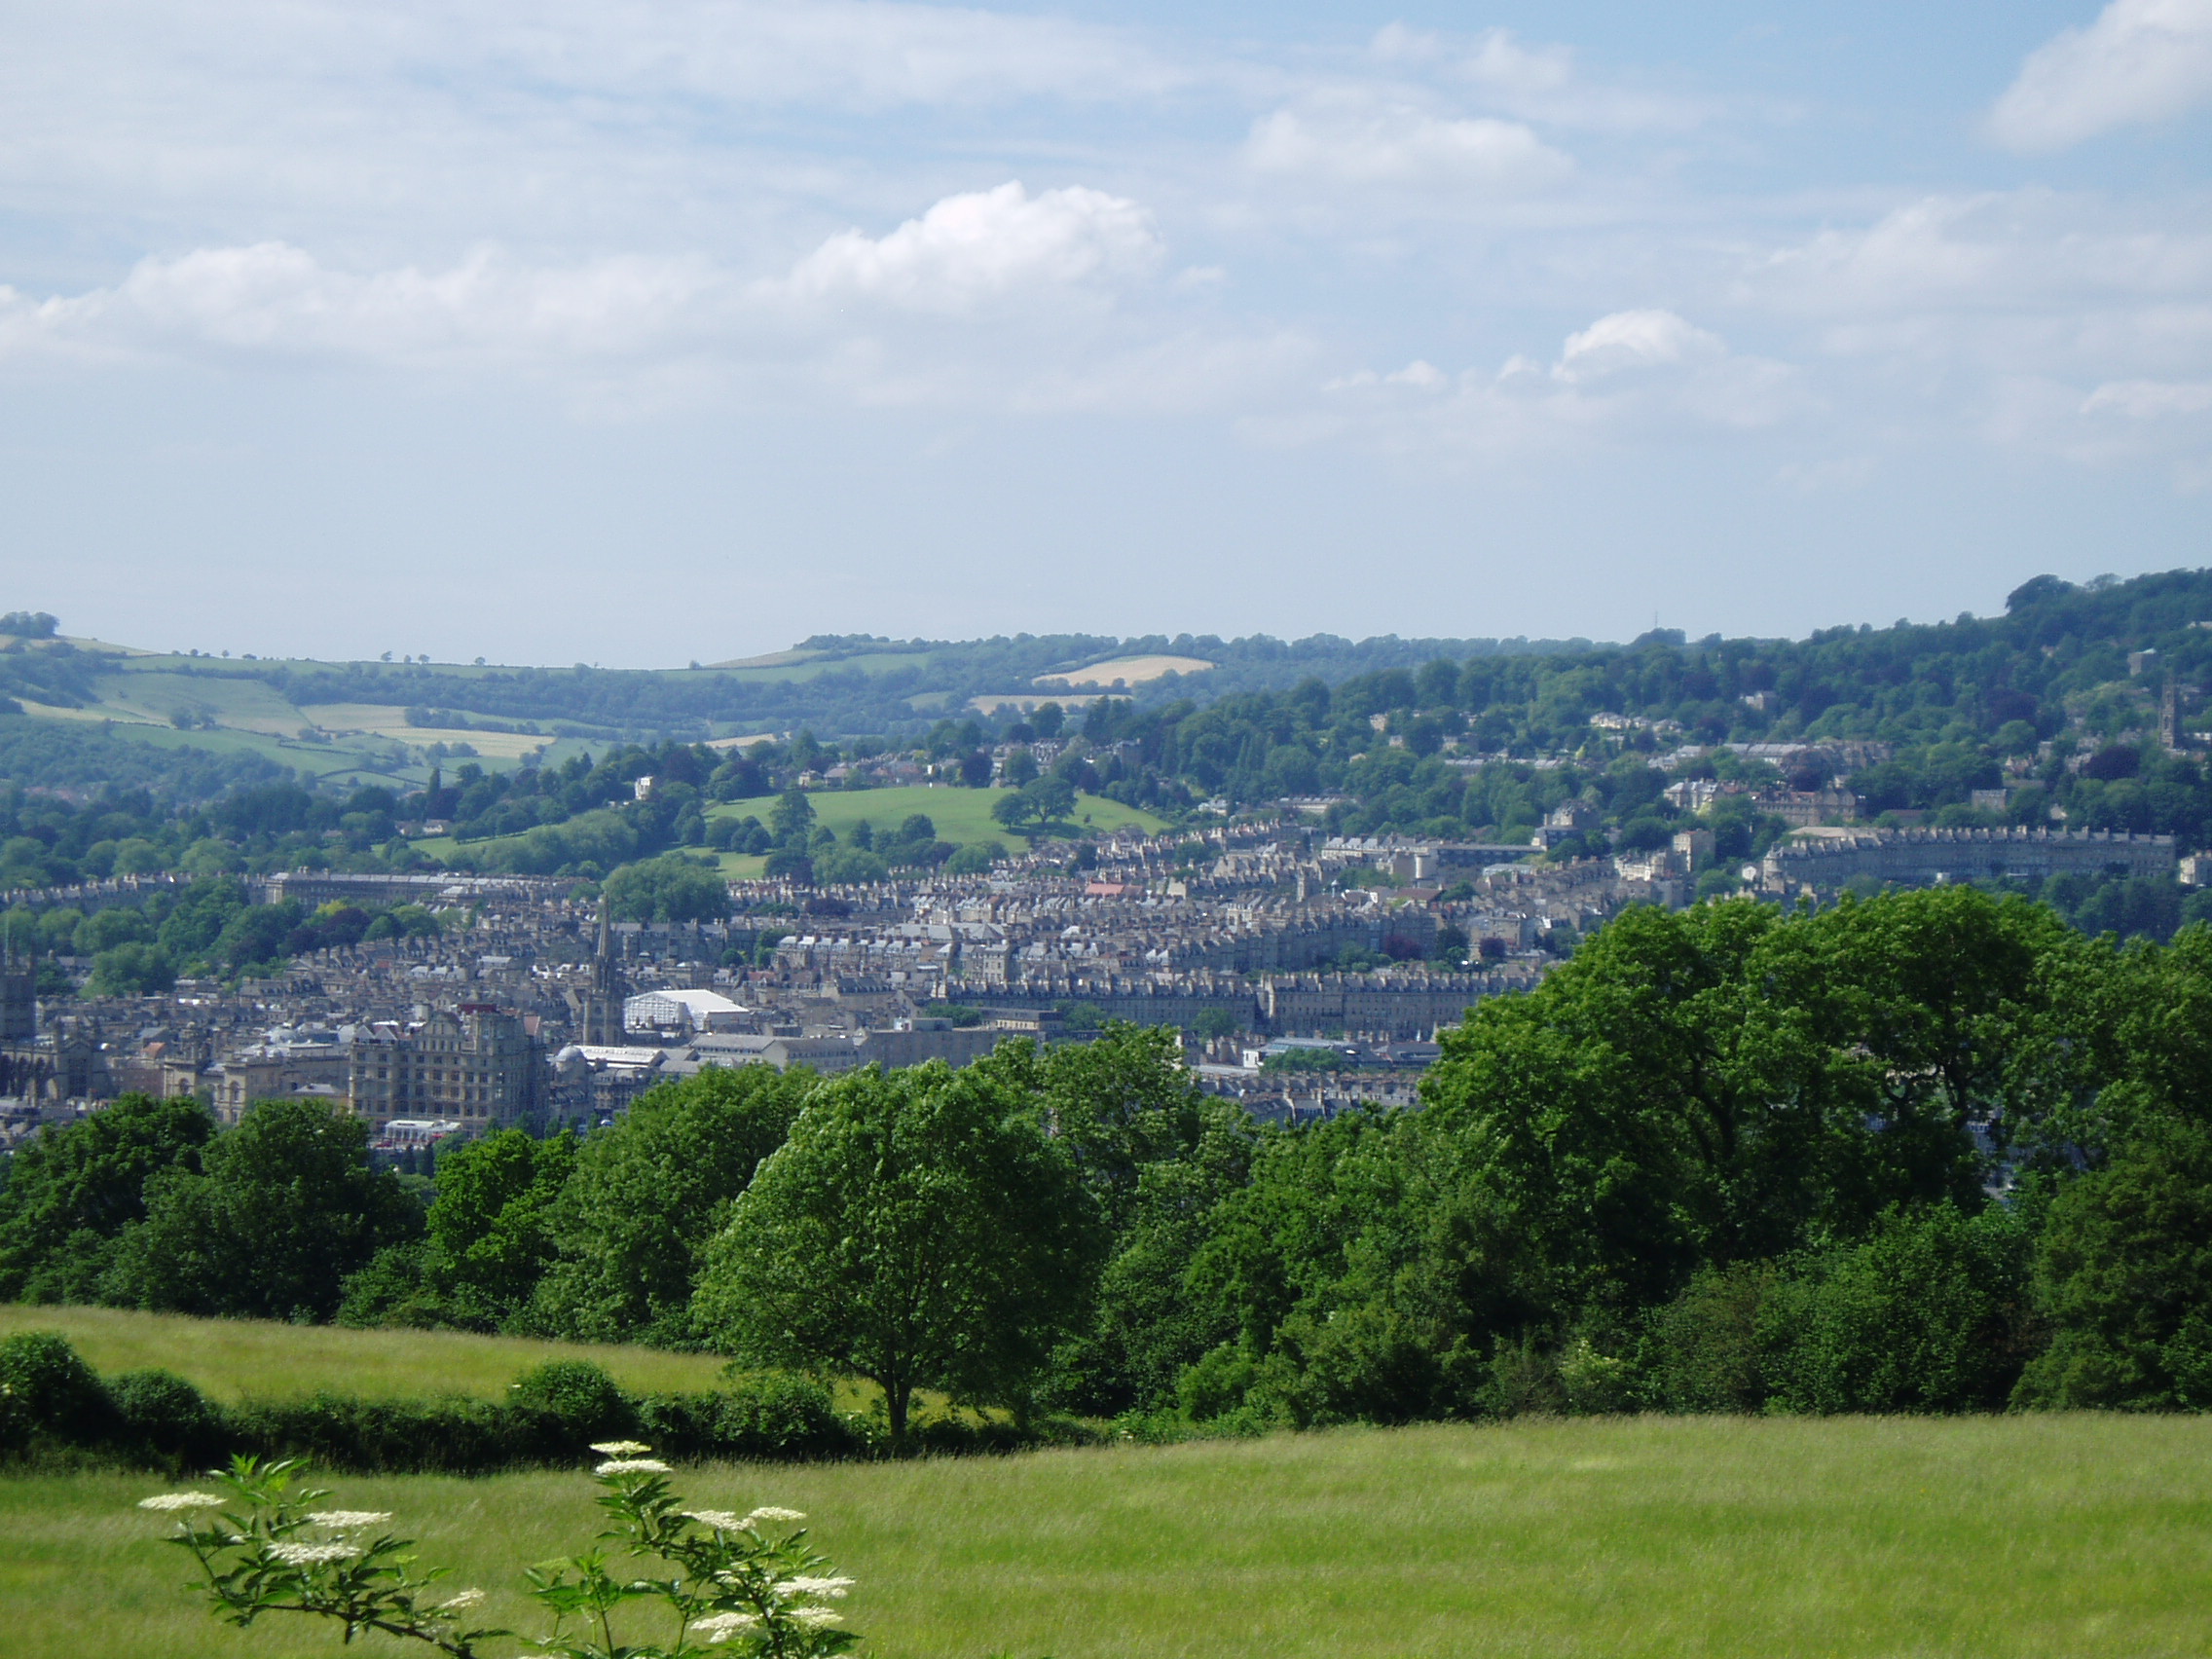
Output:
[{"xmin": 0, "ymin": 1335, "xmax": 1085, "ymax": 1473}]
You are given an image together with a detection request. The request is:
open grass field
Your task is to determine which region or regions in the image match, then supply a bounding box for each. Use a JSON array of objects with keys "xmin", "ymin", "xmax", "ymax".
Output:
[
  {"xmin": 689, "ymin": 650, "xmax": 939, "ymax": 682},
  {"xmin": 1036, "ymin": 653, "xmax": 1215, "ymax": 688},
  {"xmin": 296, "ymin": 705, "xmax": 551, "ymax": 761},
  {"xmin": 0, "ymin": 1305, "xmax": 732, "ymax": 1404},
  {"xmin": 12, "ymin": 1415, "xmax": 2212, "ymax": 1658},
  {"xmin": 710, "ymin": 785, "xmax": 1169, "ymax": 848}
]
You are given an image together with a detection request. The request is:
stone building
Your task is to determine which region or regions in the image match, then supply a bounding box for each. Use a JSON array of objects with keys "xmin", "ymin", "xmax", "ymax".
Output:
[
  {"xmin": 1, "ymin": 945, "xmax": 34, "ymax": 1043},
  {"xmin": 567, "ymin": 906, "xmax": 629, "ymax": 1047},
  {"xmin": 1762, "ymin": 826, "xmax": 2174, "ymax": 893},
  {"xmin": 349, "ymin": 1006, "xmax": 542, "ymax": 1129}
]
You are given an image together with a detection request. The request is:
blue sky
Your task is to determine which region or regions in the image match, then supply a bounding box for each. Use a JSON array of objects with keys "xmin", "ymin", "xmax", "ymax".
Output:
[{"xmin": 1, "ymin": 0, "xmax": 2207, "ymax": 664}]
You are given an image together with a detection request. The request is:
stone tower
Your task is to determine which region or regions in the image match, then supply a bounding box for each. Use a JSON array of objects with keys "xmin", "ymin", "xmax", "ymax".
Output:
[
  {"xmin": 0, "ymin": 938, "xmax": 35, "ymax": 1044},
  {"xmin": 583, "ymin": 903, "xmax": 627, "ymax": 1046}
]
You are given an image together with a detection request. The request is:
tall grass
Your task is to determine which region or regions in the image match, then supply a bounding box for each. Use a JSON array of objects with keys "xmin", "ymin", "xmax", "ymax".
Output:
[
  {"xmin": 20, "ymin": 1415, "xmax": 2212, "ymax": 1658},
  {"xmin": 0, "ymin": 1305, "xmax": 732, "ymax": 1403}
]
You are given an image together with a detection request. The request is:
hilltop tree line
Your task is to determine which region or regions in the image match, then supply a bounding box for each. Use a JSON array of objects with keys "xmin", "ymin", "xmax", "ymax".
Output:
[
  {"xmin": 8, "ymin": 885, "xmax": 2212, "ymax": 1428},
  {"xmin": 16, "ymin": 567, "xmax": 2212, "ymax": 958}
]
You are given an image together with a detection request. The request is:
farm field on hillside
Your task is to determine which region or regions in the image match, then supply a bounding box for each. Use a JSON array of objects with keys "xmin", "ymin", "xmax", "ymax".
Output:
[
  {"xmin": 0, "ymin": 1304, "xmax": 730, "ymax": 1403},
  {"xmin": 297, "ymin": 704, "xmax": 549, "ymax": 756},
  {"xmin": 1036, "ymin": 652, "xmax": 1215, "ymax": 687},
  {"xmin": 711, "ymin": 785, "xmax": 1168, "ymax": 847},
  {"xmin": 18, "ymin": 1416, "xmax": 2212, "ymax": 1658}
]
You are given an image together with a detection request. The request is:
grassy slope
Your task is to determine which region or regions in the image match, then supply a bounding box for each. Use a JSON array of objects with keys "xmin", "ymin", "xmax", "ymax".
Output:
[
  {"xmin": 710, "ymin": 785, "xmax": 1169, "ymax": 846},
  {"xmin": 0, "ymin": 1305, "xmax": 729, "ymax": 1403},
  {"xmin": 420, "ymin": 785, "xmax": 1168, "ymax": 881},
  {"xmin": 16, "ymin": 1416, "xmax": 2212, "ymax": 1658}
]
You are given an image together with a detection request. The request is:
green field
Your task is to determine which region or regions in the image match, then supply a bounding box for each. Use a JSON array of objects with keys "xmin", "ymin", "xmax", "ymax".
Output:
[
  {"xmin": 710, "ymin": 785, "xmax": 1169, "ymax": 847},
  {"xmin": 416, "ymin": 787, "xmax": 1166, "ymax": 881},
  {"xmin": 0, "ymin": 1305, "xmax": 731, "ymax": 1404},
  {"xmin": 11, "ymin": 1415, "xmax": 2212, "ymax": 1658}
]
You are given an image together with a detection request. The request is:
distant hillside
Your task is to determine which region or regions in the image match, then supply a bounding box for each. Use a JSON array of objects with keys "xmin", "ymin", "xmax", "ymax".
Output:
[{"xmin": 3, "ymin": 564, "xmax": 2212, "ymax": 837}]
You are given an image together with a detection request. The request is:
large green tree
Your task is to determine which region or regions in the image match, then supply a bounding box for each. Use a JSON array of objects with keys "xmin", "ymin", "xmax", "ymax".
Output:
[
  {"xmin": 2017, "ymin": 1117, "xmax": 2212, "ymax": 1409},
  {"xmin": 1419, "ymin": 890, "xmax": 2065, "ymax": 1314},
  {"xmin": 603, "ymin": 853, "xmax": 732, "ymax": 923},
  {"xmin": 0, "ymin": 1093, "xmax": 213, "ymax": 1302},
  {"xmin": 693, "ymin": 1060, "xmax": 1102, "ymax": 1441},
  {"xmin": 527, "ymin": 1065, "xmax": 814, "ymax": 1346},
  {"xmin": 342, "ymin": 1128, "xmax": 579, "ymax": 1331},
  {"xmin": 102, "ymin": 1099, "xmax": 421, "ymax": 1322},
  {"xmin": 975, "ymin": 1025, "xmax": 1259, "ymax": 1415}
]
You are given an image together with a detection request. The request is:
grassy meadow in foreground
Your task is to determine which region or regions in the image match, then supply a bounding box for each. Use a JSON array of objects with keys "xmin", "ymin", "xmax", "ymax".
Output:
[
  {"xmin": 0, "ymin": 1304, "xmax": 732, "ymax": 1403},
  {"xmin": 19, "ymin": 1415, "xmax": 2212, "ymax": 1659}
]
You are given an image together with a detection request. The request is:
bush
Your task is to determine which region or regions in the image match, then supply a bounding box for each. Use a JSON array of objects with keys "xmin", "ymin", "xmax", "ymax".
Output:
[
  {"xmin": 2016, "ymin": 1118, "xmax": 2212, "ymax": 1409},
  {"xmin": 0, "ymin": 1331, "xmax": 119, "ymax": 1455},
  {"xmin": 711, "ymin": 1370, "xmax": 853, "ymax": 1457},
  {"xmin": 1645, "ymin": 1263, "xmax": 1783, "ymax": 1412},
  {"xmin": 109, "ymin": 1368, "xmax": 229, "ymax": 1468},
  {"xmin": 1769, "ymin": 1205, "xmax": 2035, "ymax": 1415},
  {"xmin": 507, "ymin": 1360, "xmax": 639, "ymax": 1444},
  {"xmin": 232, "ymin": 1391, "xmax": 559, "ymax": 1475},
  {"xmin": 630, "ymin": 1373, "xmax": 858, "ymax": 1462}
]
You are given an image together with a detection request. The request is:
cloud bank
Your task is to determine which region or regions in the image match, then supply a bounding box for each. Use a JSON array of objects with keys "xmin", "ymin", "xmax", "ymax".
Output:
[{"xmin": 1990, "ymin": 0, "xmax": 2212, "ymax": 151}]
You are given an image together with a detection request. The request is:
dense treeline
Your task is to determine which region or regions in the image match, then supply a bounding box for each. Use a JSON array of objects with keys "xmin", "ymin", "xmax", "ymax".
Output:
[
  {"xmin": 0, "ymin": 774, "xmax": 424, "ymax": 894},
  {"xmin": 4, "ymin": 874, "xmax": 443, "ymax": 996},
  {"xmin": 10, "ymin": 886, "xmax": 2212, "ymax": 1435}
]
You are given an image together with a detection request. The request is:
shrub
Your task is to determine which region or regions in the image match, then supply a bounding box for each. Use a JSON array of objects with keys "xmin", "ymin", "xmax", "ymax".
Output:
[
  {"xmin": 232, "ymin": 1392, "xmax": 557, "ymax": 1475},
  {"xmin": 506, "ymin": 1360, "xmax": 638, "ymax": 1444},
  {"xmin": 1769, "ymin": 1205, "xmax": 2035, "ymax": 1414},
  {"xmin": 0, "ymin": 1331, "xmax": 119, "ymax": 1455},
  {"xmin": 711, "ymin": 1370, "xmax": 852, "ymax": 1458},
  {"xmin": 2016, "ymin": 1118, "xmax": 2212, "ymax": 1409},
  {"xmin": 1177, "ymin": 1343, "xmax": 1259, "ymax": 1422},
  {"xmin": 1645, "ymin": 1263, "xmax": 1783, "ymax": 1412},
  {"xmin": 110, "ymin": 1368, "xmax": 230, "ymax": 1468}
]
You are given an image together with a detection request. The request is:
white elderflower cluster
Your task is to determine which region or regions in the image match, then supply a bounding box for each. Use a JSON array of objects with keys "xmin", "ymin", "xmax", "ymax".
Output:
[
  {"xmin": 137, "ymin": 1493, "xmax": 223, "ymax": 1511},
  {"xmin": 267, "ymin": 1541, "xmax": 362, "ymax": 1567},
  {"xmin": 588, "ymin": 1440, "xmax": 653, "ymax": 1456},
  {"xmin": 305, "ymin": 1511, "xmax": 392, "ymax": 1530},
  {"xmin": 779, "ymin": 1575, "xmax": 855, "ymax": 1600},
  {"xmin": 594, "ymin": 1458, "xmax": 673, "ymax": 1475},
  {"xmin": 437, "ymin": 1589, "xmax": 487, "ymax": 1611},
  {"xmin": 744, "ymin": 1505, "xmax": 805, "ymax": 1526},
  {"xmin": 787, "ymin": 1606, "xmax": 844, "ymax": 1629},
  {"xmin": 682, "ymin": 1509, "xmax": 749, "ymax": 1531},
  {"xmin": 693, "ymin": 1610, "xmax": 761, "ymax": 1642}
]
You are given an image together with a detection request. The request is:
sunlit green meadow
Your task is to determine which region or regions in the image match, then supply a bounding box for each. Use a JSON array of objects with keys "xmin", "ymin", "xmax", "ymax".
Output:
[
  {"xmin": 20, "ymin": 1414, "xmax": 2212, "ymax": 1658},
  {"xmin": 0, "ymin": 1305, "xmax": 733, "ymax": 1404}
]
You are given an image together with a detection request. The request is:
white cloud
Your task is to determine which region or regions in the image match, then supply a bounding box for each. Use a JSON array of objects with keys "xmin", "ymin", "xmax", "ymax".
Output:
[
  {"xmin": 1554, "ymin": 310, "xmax": 1724, "ymax": 383},
  {"xmin": 0, "ymin": 243, "xmax": 726, "ymax": 368},
  {"xmin": 1989, "ymin": 0, "xmax": 2212, "ymax": 152},
  {"xmin": 2083, "ymin": 379, "xmax": 2212, "ymax": 417},
  {"xmin": 1306, "ymin": 310, "xmax": 1800, "ymax": 463},
  {"xmin": 1368, "ymin": 23, "xmax": 1714, "ymax": 132},
  {"xmin": 784, "ymin": 183, "xmax": 1162, "ymax": 311},
  {"xmin": 1752, "ymin": 194, "xmax": 2212, "ymax": 320},
  {"xmin": 0, "ymin": 184, "xmax": 1166, "ymax": 368},
  {"xmin": 1245, "ymin": 94, "xmax": 1572, "ymax": 189},
  {"xmin": 0, "ymin": 183, "xmax": 1234, "ymax": 412}
]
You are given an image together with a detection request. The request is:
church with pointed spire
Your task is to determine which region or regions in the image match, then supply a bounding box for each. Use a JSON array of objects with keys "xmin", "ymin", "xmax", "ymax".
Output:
[{"xmin": 573, "ymin": 902, "xmax": 629, "ymax": 1046}]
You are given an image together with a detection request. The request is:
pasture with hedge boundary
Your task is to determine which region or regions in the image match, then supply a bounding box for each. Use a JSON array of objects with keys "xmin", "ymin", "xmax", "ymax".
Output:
[{"xmin": 0, "ymin": 1331, "xmax": 1079, "ymax": 1475}]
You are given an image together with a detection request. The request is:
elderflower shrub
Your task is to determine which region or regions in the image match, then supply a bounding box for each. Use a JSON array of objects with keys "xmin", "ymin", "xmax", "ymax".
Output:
[{"xmin": 137, "ymin": 1447, "xmax": 861, "ymax": 1659}]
